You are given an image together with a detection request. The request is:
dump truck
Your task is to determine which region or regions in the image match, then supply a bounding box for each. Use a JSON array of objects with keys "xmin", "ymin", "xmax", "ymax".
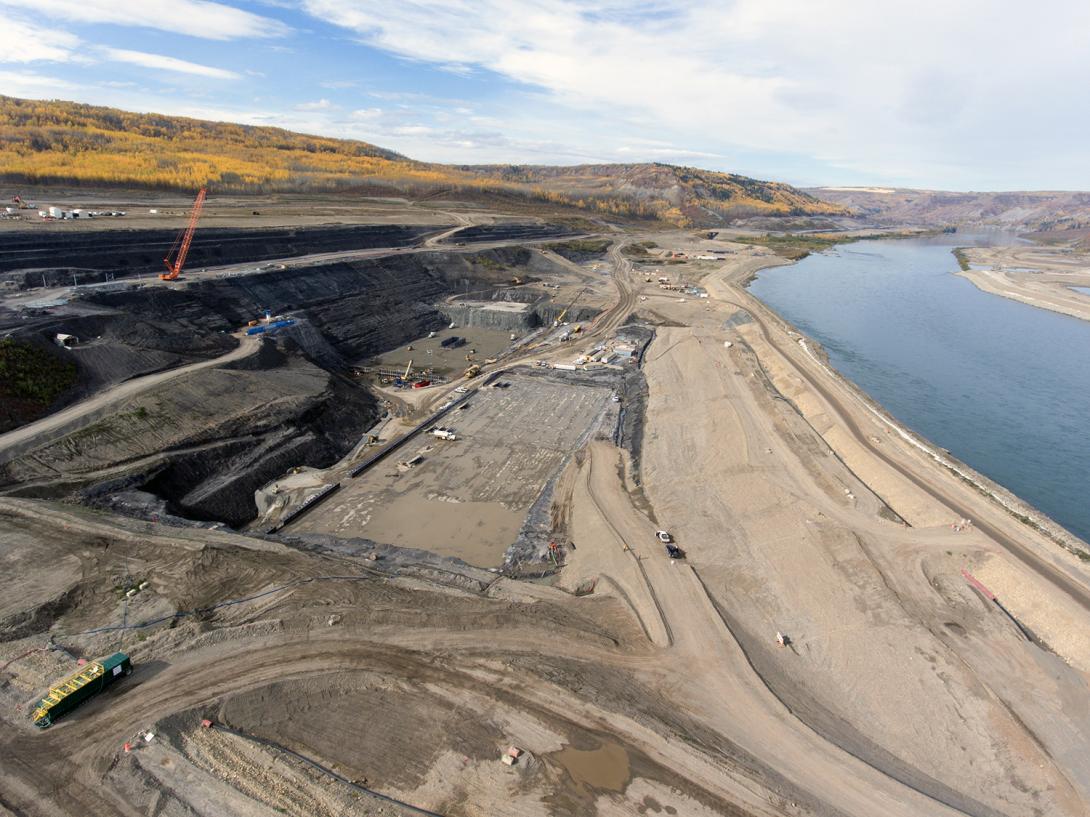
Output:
[
  {"xmin": 464, "ymin": 364, "xmax": 481, "ymax": 378},
  {"xmin": 32, "ymin": 652, "xmax": 132, "ymax": 728}
]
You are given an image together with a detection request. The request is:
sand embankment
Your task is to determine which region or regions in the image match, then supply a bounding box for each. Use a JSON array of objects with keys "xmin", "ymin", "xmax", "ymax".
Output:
[{"xmin": 958, "ymin": 245, "xmax": 1090, "ymax": 321}]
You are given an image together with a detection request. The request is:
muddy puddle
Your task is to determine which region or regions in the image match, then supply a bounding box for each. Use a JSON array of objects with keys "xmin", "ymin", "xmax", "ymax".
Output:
[{"xmin": 552, "ymin": 739, "xmax": 632, "ymax": 792}]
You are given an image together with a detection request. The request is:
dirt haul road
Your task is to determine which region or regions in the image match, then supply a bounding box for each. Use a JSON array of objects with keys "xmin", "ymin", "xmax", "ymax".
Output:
[
  {"xmin": 566, "ymin": 241, "xmax": 1090, "ymax": 815},
  {"xmin": 575, "ymin": 443, "xmax": 976, "ymax": 817},
  {"xmin": 0, "ymin": 500, "xmax": 825, "ymax": 817},
  {"xmin": 0, "ymin": 334, "xmax": 262, "ymax": 461},
  {"xmin": 642, "ymin": 247, "xmax": 1090, "ymax": 808},
  {"xmin": 4, "ymin": 235, "xmax": 1090, "ymax": 817}
]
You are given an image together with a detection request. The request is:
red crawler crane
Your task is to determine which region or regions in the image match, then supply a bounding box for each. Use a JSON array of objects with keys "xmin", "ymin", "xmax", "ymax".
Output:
[{"xmin": 160, "ymin": 187, "xmax": 207, "ymax": 281}]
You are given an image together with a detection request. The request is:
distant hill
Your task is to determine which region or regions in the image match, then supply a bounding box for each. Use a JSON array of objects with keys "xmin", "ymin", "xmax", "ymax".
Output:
[
  {"xmin": 812, "ymin": 186, "xmax": 1090, "ymax": 235},
  {"xmin": 0, "ymin": 96, "xmax": 844, "ymax": 226},
  {"xmin": 458, "ymin": 162, "xmax": 842, "ymax": 224}
]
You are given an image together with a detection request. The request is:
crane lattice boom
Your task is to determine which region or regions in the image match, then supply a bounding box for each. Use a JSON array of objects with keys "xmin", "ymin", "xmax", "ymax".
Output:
[{"xmin": 160, "ymin": 188, "xmax": 207, "ymax": 281}]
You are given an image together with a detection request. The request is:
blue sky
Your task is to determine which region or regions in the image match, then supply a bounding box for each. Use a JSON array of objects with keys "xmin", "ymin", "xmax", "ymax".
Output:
[{"xmin": 2, "ymin": 0, "xmax": 1089, "ymax": 190}]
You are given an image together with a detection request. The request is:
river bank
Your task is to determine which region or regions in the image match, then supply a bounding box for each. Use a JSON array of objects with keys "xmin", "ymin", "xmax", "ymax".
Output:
[
  {"xmin": 745, "ymin": 235, "xmax": 1090, "ymax": 547},
  {"xmin": 957, "ymin": 243, "xmax": 1090, "ymax": 322},
  {"xmin": 624, "ymin": 239, "xmax": 1090, "ymax": 814}
]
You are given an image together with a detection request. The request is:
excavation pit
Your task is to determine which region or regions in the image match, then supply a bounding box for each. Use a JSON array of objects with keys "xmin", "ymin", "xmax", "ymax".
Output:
[{"xmin": 288, "ymin": 370, "xmax": 614, "ymax": 566}]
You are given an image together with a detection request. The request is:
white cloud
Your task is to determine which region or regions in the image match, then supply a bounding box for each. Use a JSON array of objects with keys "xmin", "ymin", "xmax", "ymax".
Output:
[
  {"xmin": 295, "ymin": 98, "xmax": 333, "ymax": 111},
  {"xmin": 0, "ymin": 14, "xmax": 81, "ymax": 62},
  {"xmin": 100, "ymin": 47, "xmax": 240, "ymax": 79},
  {"xmin": 0, "ymin": 0, "xmax": 287, "ymax": 40},
  {"xmin": 299, "ymin": 0, "xmax": 1090, "ymax": 188},
  {"xmin": 0, "ymin": 69, "xmax": 77, "ymax": 94},
  {"xmin": 5, "ymin": 0, "xmax": 1088, "ymax": 187}
]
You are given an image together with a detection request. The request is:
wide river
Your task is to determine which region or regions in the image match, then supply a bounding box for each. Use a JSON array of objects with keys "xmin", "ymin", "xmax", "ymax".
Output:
[{"xmin": 748, "ymin": 233, "xmax": 1090, "ymax": 543}]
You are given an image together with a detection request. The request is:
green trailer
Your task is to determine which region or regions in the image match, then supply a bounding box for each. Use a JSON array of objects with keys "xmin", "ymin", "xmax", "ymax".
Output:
[{"xmin": 32, "ymin": 652, "xmax": 132, "ymax": 728}]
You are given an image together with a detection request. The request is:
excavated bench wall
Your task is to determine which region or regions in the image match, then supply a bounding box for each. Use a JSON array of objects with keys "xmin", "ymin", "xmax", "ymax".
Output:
[
  {"xmin": 442, "ymin": 301, "xmax": 538, "ymax": 331},
  {"xmin": 73, "ymin": 246, "xmax": 534, "ymax": 362},
  {"xmin": 4, "ymin": 247, "xmax": 540, "ymax": 526},
  {"xmin": 443, "ymin": 283, "xmax": 601, "ymax": 332},
  {"xmin": 0, "ymin": 224, "xmax": 440, "ymax": 285},
  {"xmin": 442, "ymin": 223, "xmax": 576, "ymax": 244},
  {"xmin": 441, "ymin": 300, "xmax": 599, "ymax": 331}
]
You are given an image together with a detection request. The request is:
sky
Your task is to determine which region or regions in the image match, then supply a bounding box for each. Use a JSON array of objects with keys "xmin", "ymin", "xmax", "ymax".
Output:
[{"xmin": 1, "ymin": 0, "xmax": 1089, "ymax": 190}]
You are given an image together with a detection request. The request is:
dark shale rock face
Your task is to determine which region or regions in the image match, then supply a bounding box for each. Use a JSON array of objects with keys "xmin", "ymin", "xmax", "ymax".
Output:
[
  {"xmin": 142, "ymin": 368, "xmax": 377, "ymax": 527},
  {"xmin": 20, "ymin": 247, "xmax": 533, "ymax": 408},
  {"xmin": 2, "ymin": 246, "xmax": 556, "ymax": 526},
  {"xmin": 0, "ymin": 224, "xmax": 439, "ymax": 282}
]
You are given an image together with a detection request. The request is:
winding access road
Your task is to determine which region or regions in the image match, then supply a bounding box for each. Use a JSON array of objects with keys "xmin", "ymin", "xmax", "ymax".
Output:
[{"xmin": 0, "ymin": 334, "xmax": 262, "ymax": 462}]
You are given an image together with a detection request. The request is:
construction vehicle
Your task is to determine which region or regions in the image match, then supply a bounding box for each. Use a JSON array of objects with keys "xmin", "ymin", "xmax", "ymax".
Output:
[
  {"xmin": 160, "ymin": 188, "xmax": 207, "ymax": 281},
  {"xmin": 32, "ymin": 652, "xmax": 132, "ymax": 728},
  {"xmin": 553, "ymin": 286, "xmax": 587, "ymax": 326},
  {"xmin": 464, "ymin": 363, "xmax": 481, "ymax": 378},
  {"xmin": 11, "ymin": 195, "xmax": 33, "ymax": 210},
  {"xmin": 245, "ymin": 319, "xmax": 294, "ymax": 336}
]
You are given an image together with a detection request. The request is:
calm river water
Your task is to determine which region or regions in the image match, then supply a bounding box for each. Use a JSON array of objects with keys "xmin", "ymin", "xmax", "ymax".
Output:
[{"xmin": 748, "ymin": 233, "xmax": 1090, "ymax": 543}]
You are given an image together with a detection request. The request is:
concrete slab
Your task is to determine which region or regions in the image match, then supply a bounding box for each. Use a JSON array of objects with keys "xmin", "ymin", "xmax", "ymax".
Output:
[{"xmin": 293, "ymin": 371, "xmax": 613, "ymax": 566}]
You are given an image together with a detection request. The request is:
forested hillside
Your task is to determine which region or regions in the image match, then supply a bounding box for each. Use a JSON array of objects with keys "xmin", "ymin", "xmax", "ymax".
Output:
[{"xmin": 0, "ymin": 96, "xmax": 845, "ymax": 225}]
